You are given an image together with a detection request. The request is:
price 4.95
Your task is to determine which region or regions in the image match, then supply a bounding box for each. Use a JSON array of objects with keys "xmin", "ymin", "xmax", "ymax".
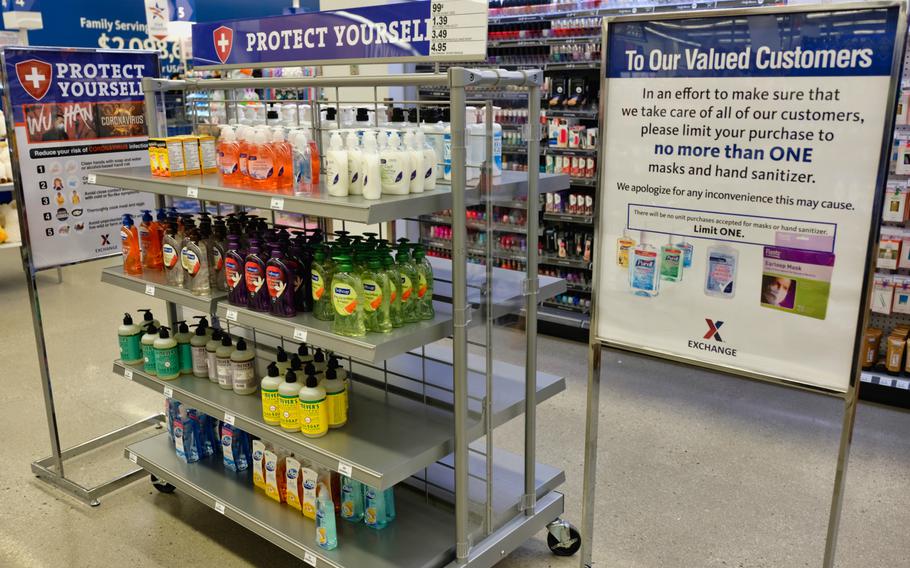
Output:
[{"xmin": 431, "ymin": 42, "xmax": 447, "ymax": 53}]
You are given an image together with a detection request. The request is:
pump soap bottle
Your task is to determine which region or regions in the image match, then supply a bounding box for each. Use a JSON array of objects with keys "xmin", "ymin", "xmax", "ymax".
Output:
[{"xmin": 118, "ymin": 313, "xmax": 144, "ymax": 365}]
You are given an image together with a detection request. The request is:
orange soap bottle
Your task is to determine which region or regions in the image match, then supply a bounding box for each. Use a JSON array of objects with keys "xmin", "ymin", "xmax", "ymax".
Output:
[
  {"xmin": 218, "ymin": 126, "xmax": 241, "ymax": 185},
  {"xmin": 248, "ymin": 128, "xmax": 277, "ymax": 191},
  {"xmin": 139, "ymin": 210, "xmax": 164, "ymax": 270},
  {"xmin": 121, "ymin": 214, "xmax": 142, "ymax": 275},
  {"xmin": 271, "ymin": 127, "xmax": 293, "ymax": 191}
]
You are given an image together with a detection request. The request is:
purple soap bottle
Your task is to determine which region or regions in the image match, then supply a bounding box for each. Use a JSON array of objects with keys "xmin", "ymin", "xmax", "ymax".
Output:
[
  {"xmin": 266, "ymin": 244, "xmax": 297, "ymax": 318},
  {"xmin": 244, "ymin": 240, "xmax": 270, "ymax": 312},
  {"xmin": 225, "ymin": 234, "xmax": 248, "ymax": 307}
]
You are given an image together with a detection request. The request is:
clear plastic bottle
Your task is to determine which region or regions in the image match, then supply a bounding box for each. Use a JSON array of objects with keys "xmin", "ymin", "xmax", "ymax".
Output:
[
  {"xmin": 292, "ymin": 130, "xmax": 315, "ymax": 195},
  {"xmin": 182, "ymin": 229, "xmax": 210, "ymax": 297},
  {"xmin": 120, "ymin": 214, "xmax": 142, "ymax": 276},
  {"xmin": 248, "ymin": 128, "xmax": 277, "ymax": 190},
  {"xmin": 311, "ymin": 248, "xmax": 334, "ymax": 321},
  {"xmin": 364, "ymin": 484, "xmax": 388, "ymax": 530},
  {"xmin": 218, "ymin": 126, "xmax": 241, "ymax": 185},
  {"xmin": 162, "ymin": 220, "xmax": 184, "ymax": 287},
  {"xmin": 331, "ymin": 255, "xmax": 366, "ymax": 337},
  {"xmin": 629, "ymin": 232, "xmax": 660, "ymax": 297},
  {"xmin": 396, "ymin": 242, "xmax": 420, "ymax": 323},
  {"xmin": 315, "ymin": 482, "xmax": 338, "ymax": 550},
  {"xmin": 382, "ymin": 251, "xmax": 403, "ymax": 328},
  {"xmin": 340, "ymin": 476, "xmax": 364, "ymax": 522},
  {"xmin": 271, "ymin": 126, "xmax": 293, "ymax": 190},
  {"xmin": 139, "ymin": 210, "xmax": 164, "ymax": 270},
  {"xmin": 412, "ymin": 245, "xmax": 435, "ymax": 321},
  {"xmin": 362, "ymin": 254, "xmax": 392, "ymax": 334}
]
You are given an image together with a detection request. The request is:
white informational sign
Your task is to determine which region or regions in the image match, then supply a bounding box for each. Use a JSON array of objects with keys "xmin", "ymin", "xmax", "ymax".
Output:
[
  {"xmin": 3, "ymin": 47, "xmax": 158, "ymax": 270},
  {"xmin": 144, "ymin": 0, "xmax": 170, "ymax": 41},
  {"xmin": 596, "ymin": 6, "xmax": 903, "ymax": 393}
]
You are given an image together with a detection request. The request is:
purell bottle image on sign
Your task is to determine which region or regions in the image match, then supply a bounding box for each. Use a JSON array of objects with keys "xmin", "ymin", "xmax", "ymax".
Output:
[{"xmin": 629, "ymin": 232, "xmax": 660, "ymax": 297}]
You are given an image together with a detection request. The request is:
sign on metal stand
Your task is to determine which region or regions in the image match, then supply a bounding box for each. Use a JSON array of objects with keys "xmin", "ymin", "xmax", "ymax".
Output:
[
  {"xmin": 580, "ymin": 2, "xmax": 907, "ymax": 566},
  {"xmin": 1, "ymin": 46, "xmax": 163, "ymax": 505}
]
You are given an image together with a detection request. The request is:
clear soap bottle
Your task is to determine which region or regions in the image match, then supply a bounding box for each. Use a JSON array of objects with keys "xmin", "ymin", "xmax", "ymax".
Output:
[
  {"xmin": 330, "ymin": 255, "xmax": 366, "ymax": 337},
  {"xmin": 629, "ymin": 231, "xmax": 660, "ymax": 297}
]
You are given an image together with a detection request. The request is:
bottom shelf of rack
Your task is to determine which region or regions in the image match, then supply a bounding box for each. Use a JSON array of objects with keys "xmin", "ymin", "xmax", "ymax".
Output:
[{"xmin": 127, "ymin": 433, "xmax": 456, "ymax": 568}]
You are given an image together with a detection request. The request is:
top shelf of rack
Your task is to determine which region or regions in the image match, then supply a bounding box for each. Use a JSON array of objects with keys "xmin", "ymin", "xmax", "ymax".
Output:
[{"xmin": 88, "ymin": 168, "xmax": 569, "ymax": 224}]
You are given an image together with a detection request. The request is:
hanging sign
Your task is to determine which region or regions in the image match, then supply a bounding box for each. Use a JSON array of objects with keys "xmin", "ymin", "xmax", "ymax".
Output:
[
  {"xmin": 594, "ymin": 4, "xmax": 904, "ymax": 393},
  {"xmin": 192, "ymin": 0, "xmax": 488, "ymax": 69},
  {"xmin": 2, "ymin": 47, "xmax": 158, "ymax": 270}
]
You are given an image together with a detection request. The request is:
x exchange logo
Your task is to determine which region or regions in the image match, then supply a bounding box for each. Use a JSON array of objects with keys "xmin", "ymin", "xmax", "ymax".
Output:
[{"xmin": 704, "ymin": 319, "xmax": 724, "ymax": 342}]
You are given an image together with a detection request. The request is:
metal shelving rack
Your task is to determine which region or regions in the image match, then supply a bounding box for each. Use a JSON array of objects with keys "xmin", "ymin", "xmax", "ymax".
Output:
[{"xmin": 89, "ymin": 67, "xmax": 577, "ymax": 567}]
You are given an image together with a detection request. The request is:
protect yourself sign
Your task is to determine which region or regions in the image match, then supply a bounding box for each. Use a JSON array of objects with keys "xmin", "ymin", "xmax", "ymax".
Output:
[
  {"xmin": 193, "ymin": 0, "xmax": 487, "ymax": 68},
  {"xmin": 3, "ymin": 47, "xmax": 157, "ymax": 270},
  {"xmin": 595, "ymin": 6, "xmax": 902, "ymax": 392}
]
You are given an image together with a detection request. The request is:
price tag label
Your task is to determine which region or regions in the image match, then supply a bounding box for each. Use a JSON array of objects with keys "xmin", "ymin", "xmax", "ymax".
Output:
[
  {"xmin": 128, "ymin": 452, "xmax": 138, "ymax": 464},
  {"xmin": 861, "ymin": 373, "xmax": 872, "ymax": 384},
  {"xmin": 187, "ymin": 186, "xmax": 199, "ymax": 198},
  {"xmin": 225, "ymin": 309, "xmax": 238, "ymax": 323},
  {"xmin": 214, "ymin": 501, "xmax": 226, "ymax": 515},
  {"xmin": 87, "ymin": 174, "xmax": 97, "ymax": 184},
  {"xmin": 428, "ymin": 0, "xmax": 488, "ymax": 60},
  {"xmin": 224, "ymin": 412, "xmax": 236, "ymax": 426},
  {"xmin": 270, "ymin": 197, "xmax": 285, "ymax": 210},
  {"xmin": 163, "ymin": 386, "xmax": 174, "ymax": 398},
  {"xmin": 303, "ymin": 551, "xmax": 317, "ymax": 566},
  {"xmin": 145, "ymin": 284, "xmax": 156, "ymax": 296},
  {"xmin": 293, "ymin": 328, "xmax": 307, "ymax": 342},
  {"xmin": 338, "ymin": 462, "xmax": 353, "ymax": 477},
  {"xmin": 879, "ymin": 377, "xmax": 894, "ymax": 388},
  {"xmin": 898, "ymin": 379, "xmax": 910, "ymax": 390},
  {"xmin": 124, "ymin": 369, "xmax": 134, "ymax": 381}
]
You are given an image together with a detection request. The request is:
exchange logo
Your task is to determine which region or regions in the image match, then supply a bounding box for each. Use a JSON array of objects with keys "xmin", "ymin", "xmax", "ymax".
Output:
[{"xmin": 703, "ymin": 319, "xmax": 724, "ymax": 342}]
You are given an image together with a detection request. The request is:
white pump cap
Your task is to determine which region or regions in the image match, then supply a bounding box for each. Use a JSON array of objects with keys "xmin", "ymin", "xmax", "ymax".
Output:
[
  {"xmin": 387, "ymin": 131, "xmax": 401, "ymax": 149},
  {"xmin": 271, "ymin": 126, "xmax": 286, "ymax": 143},
  {"xmin": 415, "ymin": 130, "xmax": 427, "ymax": 148},
  {"xmin": 345, "ymin": 131, "xmax": 360, "ymax": 149},
  {"xmin": 362, "ymin": 131, "xmax": 377, "ymax": 152},
  {"xmin": 403, "ymin": 130, "xmax": 416, "ymax": 149},
  {"xmin": 329, "ymin": 131, "xmax": 344, "ymax": 150},
  {"xmin": 220, "ymin": 126, "xmax": 236, "ymax": 142}
]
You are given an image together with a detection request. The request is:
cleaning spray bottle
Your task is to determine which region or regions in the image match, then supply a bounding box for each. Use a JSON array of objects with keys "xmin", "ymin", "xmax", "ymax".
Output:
[
  {"xmin": 315, "ymin": 482, "xmax": 338, "ymax": 551},
  {"xmin": 403, "ymin": 130, "xmax": 424, "ymax": 194},
  {"xmin": 216, "ymin": 334, "xmax": 235, "ymax": 390},
  {"xmin": 118, "ymin": 313, "xmax": 144, "ymax": 365},
  {"xmin": 325, "ymin": 132, "xmax": 349, "ymax": 197},
  {"xmin": 360, "ymin": 131, "xmax": 382, "ymax": 201},
  {"xmin": 380, "ymin": 132, "xmax": 409, "ymax": 195},
  {"xmin": 141, "ymin": 323, "xmax": 159, "ymax": 375},
  {"xmin": 190, "ymin": 324, "xmax": 209, "ymax": 378},
  {"xmin": 261, "ymin": 362, "xmax": 282, "ymax": 425},
  {"xmin": 154, "ymin": 326, "xmax": 180, "ymax": 380},
  {"xmin": 279, "ymin": 369, "xmax": 303, "ymax": 432},
  {"xmin": 121, "ymin": 214, "xmax": 142, "ymax": 276},
  {"xmin": 346, "ymin": 131, "xmax": 363, "ymax": 195},
  {"xmin": 331, "ymin": 255, "xmax": 366, "ymax": 337},
  {"xmin": 174, "ymin": 321, "xmax": 193, "ymax": 375},
  {"xmin": 206, "ymin": 328, "xmax": 224, "ymax": 383},
  {"xmin": 231, "ymin": 338, "xmax": 257, "ymax": 395},
  {"xmin": 416, "ymin": 130, "xmax": 437, "ymax": 190},
  {"xmin": 299, "ymin": 367, "xmax": 328, "ymax": 438},
  {"xmin": 163, "ymin": 220, "xmax": 184, "ymax": 287},
  {"xmin": 139, "ymin": 210, "xmax": 164, "ymax": 270}
]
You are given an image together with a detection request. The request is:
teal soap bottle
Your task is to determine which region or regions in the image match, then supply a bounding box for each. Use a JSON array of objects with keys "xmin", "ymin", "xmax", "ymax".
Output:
[
  {"xmin": 316, "ymin": 482, "xmax": 338, "ymax": 550},
  {"xmin": 364, "ymin": 484, "xmax": 388, "ymax": 530},
  {"xmin": 174, "ymin": 320, "xmax": 193, "ymax": 374},
  {"xmin": 154, "ymin": 326, "xmax": 181, "ymax": 380},
  {"xmin": 340, "ymin": 475, "xmax": 364, "ymax": 522},
  {"xmin": 118, "ymin": 312, "xmax": 144, "ymax": 365}
]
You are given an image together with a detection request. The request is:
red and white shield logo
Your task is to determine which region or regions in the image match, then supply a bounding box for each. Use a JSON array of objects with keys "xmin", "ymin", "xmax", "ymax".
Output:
[
  {"xmin": 15, "ymin": 59, "xmax": 52, "ymax": 101},
  {"xmin": 213, "ymin": 26, "xmax": 234, "ymax": 64}
]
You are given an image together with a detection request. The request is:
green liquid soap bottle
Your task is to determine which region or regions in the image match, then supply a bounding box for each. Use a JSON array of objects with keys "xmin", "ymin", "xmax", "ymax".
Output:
[
  {"xmin": 154, "ymin": 326, "xmax": 180, "ymax": 380},
  {"xmin": 396, "ymin": 242, "xmax": 420, "ymax": 324},
  {"xmin": 364, "ymin": 484, "xmax": 388, "ymax": 530},
  {"xmin": 331, "ymin": 255, "xmax": 366, "ymax": 337},
  {"xmin": 261, "ymin": 363, "xmax": 282, "ymax": 426},
  {"xmin": 190, "ymin": 324, "xmax": 209, "ymax": 378},
  {"xmin": 412, "ymin": 245, "xmax": 435, "ymax": 321},
  {"xmin": 231, "ymin": 338, "xmax": 258, "ymax": 395},
  {"xmin": 324, "ymin": 367, "xmax": 347, "ymax": 429},
  {"xmin": 118, "ymin": 312, "xmax": 143, "ymax": 365},
  {"xmin": 660, "ymin": 236, "xmax": 684, "ymax": 282},
  {"xmin": 384, "ymin": 487, "xmax": 396, "ymax": 521},
  {"xmin": 311, "ymin": 248, "xmax": 334, "ymax": 321},
  {"xmin": 141, "ymin": 323, "xmax": 159, "ymax": 375},
  {"xmin": 215, "ymin": 334, "xmax": 235, "ymax": 390},
  {"xmin": 299, "ymin": 368, "xmax": 329, "ymax": 438},
  {"xmin": 382, "ymin": 251, "xmax": 403, "ymax": 328},
  {"xmin": 315, "ymin": 482, "xmax": 338, "ymax": 551},
  {"xmin": 205, "ymin": 329, "xmax": 223, "ymax": 383},
  {"xmin": 340, "ymin": 475, "xmax": 364, "ymax": 522},
  {"xmin": 174, "ymin": 321, "xmax": 193, "ymax": 375},
  {"xmin": 279, "ymin": 370, "xmax": 303, "ymax": 432},
  {"xmin": 362, "ymin": 255, "xmax": 392, "ymax": 333}
]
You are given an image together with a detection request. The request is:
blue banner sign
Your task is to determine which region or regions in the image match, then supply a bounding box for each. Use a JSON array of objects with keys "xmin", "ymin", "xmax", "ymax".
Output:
[{"xmin": 193, "ymin": 0, "xmax": 488, "ymax": 68}]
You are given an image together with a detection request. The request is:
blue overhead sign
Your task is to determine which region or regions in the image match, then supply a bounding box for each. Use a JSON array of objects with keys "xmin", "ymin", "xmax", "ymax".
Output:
[{"xmin": 193, "ymin": 0, "xmax": 487, "ymax": 68}]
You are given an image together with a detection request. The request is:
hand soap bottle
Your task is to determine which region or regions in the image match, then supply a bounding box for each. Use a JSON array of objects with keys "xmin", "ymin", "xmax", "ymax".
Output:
[
  {"xmin": 118, "ymin": 313, "xmax": 144, "ymax": 365},
  {"xmin": 141, "ymin": 323, "xmax": 159, "ymax": 375},
  {"xmin": 413, "ymin": 245, "xmax": 435, "ymax": 320},
  {"xmin": 278, "ymin": 370, "xmax": 303, "ymax": 433},
  {"xmin": 205, "ymin": 328, "xmax": 223, "ymax": 383},
  {"xmin": 364, "ymin": 484, "xmax": 388, "ymax": 530},
  {"xmin": 190, "ymin": 323, "xmax": 209, "ymax": 378},
  {"xmin": 382, "ymin": 251, "xmax": 403, "ymax": 328},
  {"xmin": 323, "ymin": 367, "xmax": 347, "ymax": 429},
  {"xmin": 345, "ymin": 131, "xmax": 363, "ymax": 195},
  {"xmin": 174, "ymin": 321, "xmax": 193, "ymax": 375},
  {"xmin": 225, "ymin": 234, "xmax": 248, "ymax": 306},
  {"xmin": 154, "ymin": 326, "xmax": 180, "ymax": 380},
  {"xmin": 163, "ymin": 220, "xmax": 185, "ymax": 287},
  {"xmin": 182, "ymin": 229, "xmax": 211, "ymax": 297},
  {"xmin": 315, "ymin": 482, "xmax": 338, "ymax": 551},
  {"xmin": 275, "ymin": 346, "xmax": 291, "ymax": 377},
  {"xmin": 231, "ymin": 338, "xmax": 258, "ymax": 395},
  {"xmin": 362, "ymin": 254, "xmax": 392, "ymax": 333},
  {"xmin": 325, "ymin": 132, "xmax": 349, "ymax": 197},
  {"xmin": 403, "ymin": 130, "xmax": 424, "ymax": 194},
  {"xmin": 380, "ymin": 132, "xmax": 409, "ymax": 195},
  {"xmin": 311, "ymin": 248, "xmax": 334, "ymax": 321},
  {"xmin": 331, "ymin": 255, "xmax": 366, "ymax": 337},
  {"xmin": 416, "ymin": 130, "xmax": 437, "ymax": 190},
  {"xmin": 261, "ymin": 362, "xmax": 282, "ymax": 425},
  {"xmin": 340, "ymin": 475, "xmax": 364, "ymax": 522},
  {"xmin": 266, "ymin": 244, "xmax": 297, "ymax": 318},
  {"xmin": 216, "ymin": 334, "xmax": 235, "ymax": 390},
  {"xmin": 299, "ymin": 369, "xmax": 328, "ymax": 438},
  {"xmin": 245, "ymin": 240, "xmax": 271, "ymax": 312},
  {"xmin": 120, "ymin": 214, "xmax": 142, "ymax": 276},
  {"xmin": 139, "ymin": 210, "xmax": 164, "ymax": 270},
  {"xmin": 360, "ymin": 131, "xmax": 382, "ymax": 200}
]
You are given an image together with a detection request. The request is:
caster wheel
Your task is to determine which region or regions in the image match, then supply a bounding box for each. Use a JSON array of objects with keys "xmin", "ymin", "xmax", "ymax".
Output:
[
  {"xmin": 547, "ymin": 524, "xmax": 581, "ymax": 557},
  {"xmin": 150, "ymin": 474, "xmax": 176, "ymax": 494}
]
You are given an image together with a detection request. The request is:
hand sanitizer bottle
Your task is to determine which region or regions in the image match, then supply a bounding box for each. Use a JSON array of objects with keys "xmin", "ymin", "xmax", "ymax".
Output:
[
  {"xmin": 629, "ymin": 232, "xmax": 660, "ymax": 297},
  {"xmin": 345, "ymin": 131, "xmax": 363, "ymax": 195},
  {"xmin": 616, "ymin": 230, "xmax": 636, "ymax": 269},
  {"xmin": 380, "ymin": 132, "xmax": 409, "ymax": 195},
  {"xmin": 660, "ymin": 237, "xmax": 684, "ymax": 282},
  {"xmin": 325, "ymin": 131, "xmax": 349, "ymax": 197},
  {"xmin": 403, "ymin": 130, "xmax": 424, "ymax": 194},
  {"xmin": 360, "ymin": 131, "xmax": 382, "ymax": 200},
  {"xmin": 416, "ymin": 130, "xmax": 437, "ymax": 190},
  {"xmin": 675, "ymin": 237, "xmax": 694, "ymax": 268}
]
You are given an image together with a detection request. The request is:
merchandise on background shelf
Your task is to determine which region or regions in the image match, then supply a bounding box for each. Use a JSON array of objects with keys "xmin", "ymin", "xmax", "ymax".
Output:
[
  {"xmin": 877, "ymin": 235, "xmax": 902, "ymax": 270},
  {"xmin": 886, "ymin": 326, "xmax": 910, "ymax": 374},
  {"xmin": 872, "ymin": 276, "xmax": 895, "ymax": 314},
  {"xmin": 252, "ymin": 439, "xmax": 267, "ymax": 490},
  {"xmin": 883, "ymin": 181, "xmax": 910, "ymax": 221},
  {"xmin": 895, "ymin": 138, "xmax": 910, "ymax": 175},
  {"xmin": 893, "ymin": 280, "xmax": 910, "ymax": 314},
  {"xmin": 222, "ymin": 423, "xmax": 252, "ymax": 472}
]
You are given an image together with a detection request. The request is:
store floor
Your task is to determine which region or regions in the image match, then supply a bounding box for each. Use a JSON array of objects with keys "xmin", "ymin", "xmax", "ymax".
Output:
[{"xmin": 0, "ymin": 251, "xmax": 908, "ymax": 567}]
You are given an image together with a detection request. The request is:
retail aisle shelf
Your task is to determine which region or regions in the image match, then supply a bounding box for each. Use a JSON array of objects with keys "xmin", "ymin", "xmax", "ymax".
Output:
[
  {"xmin": 860, "ymin": 371, "xmax": 910, "ymax": 391},
  {"xmin": 420, "ymin": 214, "xmax": 529, "ymax": 234},
  {"xmin": 0, "ymin": 240, "xmax": 20, "ymax": 250},
  {"xmin": 422, "ymin": 238, "xmax": 527, "ymax": 263},
  {"xmin": 544, "ymin": 147, "xmax": 597, "ymax": 158},
  {"xmin": 125, "ymin": 433, "xmax": 455, "ymax": 568},
  {"xmin": 546, "ymin": 109, "xmax": 598, "ymax": 120},
  {"xmin": 540, "ymin": 254, "xmax": 592, "ymax": 270},
  {"xmin": 533, "ymin": 304, "xmax": 591, "ymax": 329},
  {"xmin": 88, "ymin": 168, "xmax": 569, "ymax": 223},
  {"xmin": 542, "ymin": 212, "xmax": 593, "ymax": 225},
  {"xmin": 570, "ymin": 177, "xmax": 597, "ymax": 187},
  {"xmin": 488, "ymin": 34, "xmax": 601, "ymax": 47},
  {"xmin": 215, "ymin": 302, "xmax": 452, "ymax": 363},
  {"xmin": 102, "ymin": 265, "xmax": 225, "ymax": 313}
]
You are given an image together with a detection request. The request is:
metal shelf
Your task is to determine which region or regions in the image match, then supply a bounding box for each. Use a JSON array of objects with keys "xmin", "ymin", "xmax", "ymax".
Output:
[
  {"xmin": 533, "ymin": 304, "xmax": 591, "ymax": 329},
  {"xmin": 544, "ymin": 147, "xmax": 597, "ymax": 158},
  {"xmin": 422, "ymin": 238, "xmax": 528, "ymax": 263},
  {"xmin": 543, "ymin": 300, "xmax": 590, "ymax": 315},
  {"xmin": 543, "ymin": 212, "xmax": 594, "ymax": 225},
  {"xmin": 0, "ymin": 240, "xmax": 20, "ymax": 250},
  {"xmin": 540, "ymin": 254, "xmax": 592, "ymax": 270},
  {"xmin": 420, "ymin": 215, "xmax": 529, "ymax": 234},
  {"xmin": 216, "ymin": 302, "xmax": 453, "ymax": 364},
  {"xmin": 545, "ymin": 109, "xmax": 598, "ymax": 120},
  {"xmin": 125, "ymin": 433, "xmax": 456, "ymax": 568},
  {"xmin": 88, "ymin": 168, "xmax": 569, "ymax": 224},
  {"xmin": 860, "ymin": 370, "xmax": 910, "ymax": 391},
  {"xmin": 101, "ymin": 265, "xmax": 225, "ymax": 313},
  {"xmin": 570, "ymin": 177, "xmax": 597, "ymax": 188},
  {"xmin": 488, "ymin": 34, "xmax": 601, "ymax": 47}
]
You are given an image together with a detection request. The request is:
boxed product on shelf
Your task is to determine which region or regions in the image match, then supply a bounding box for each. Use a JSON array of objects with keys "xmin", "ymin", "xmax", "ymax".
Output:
[
  {"xmin": 895, "ymin": 138, "xmax": 910, "ymax": 175},
  {"xmin": 877, "ymin": 235, "xmax": 902, "ymax": 269},
  {"xmin": 883, "ymin": 181, "xmax": 910, "ymax": 222},
  {"xmin": 872, "ymin": 276, "xmax": 895, "ymax": 314},
  {"xmin": 893, "ymin": 280, "xmax": 910, "ymax": 314},
  {"xmin": 896, "ymin": 90, "xmax": 910, "ymax": 126}
]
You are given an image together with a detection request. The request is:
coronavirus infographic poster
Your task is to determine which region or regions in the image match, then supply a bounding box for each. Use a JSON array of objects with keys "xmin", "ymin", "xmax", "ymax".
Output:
[
  {"xmin": 3, "ymin": 47, "xmax": 158, "ymax": 270},
  {"xmin": 595, "ymin": 6, "xmax": 902, "ymax": 392}
]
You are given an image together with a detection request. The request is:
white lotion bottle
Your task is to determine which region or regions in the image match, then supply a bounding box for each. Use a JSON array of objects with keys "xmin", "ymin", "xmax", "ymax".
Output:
[
  {"xmin": 325, "ymin": 132, "xmax": 349, "ymax": 197},
  {"xmin": 345, "ymin": 132, "xmax": 363, "ymax": 195},
  {"xmin": 416, "ymin": 130, "xmax": 437, "ymax": 190},
  {"xmin": 403, "ymin": 130, "xmax": 424, "ymax": 194},
  {"xmin": 466, "ymin": 107, "xmax": 484, "ymax": 182},
  {"xmin": 361, "ymin": 132, "xmax": 382, "ymax": 200},
  {"xmin": 380, "ymin": 132, "xmax": 409, "ymax": 195}
]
